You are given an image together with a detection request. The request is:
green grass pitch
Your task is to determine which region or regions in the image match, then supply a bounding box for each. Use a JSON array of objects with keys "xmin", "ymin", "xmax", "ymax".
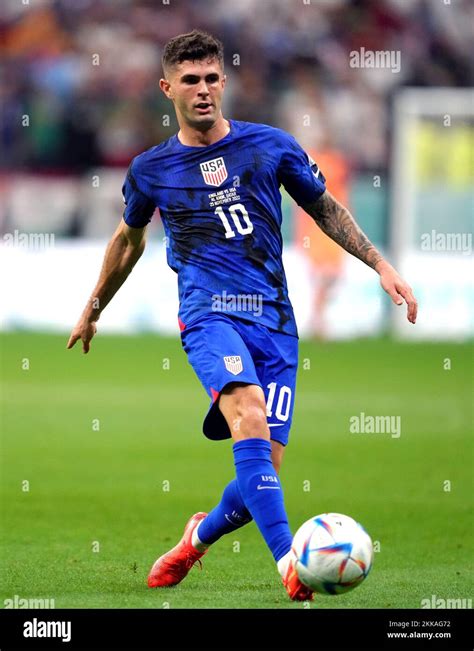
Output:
[{"xmin": 1, "ymin": 332, "xmax": 472, "ymax": 609}]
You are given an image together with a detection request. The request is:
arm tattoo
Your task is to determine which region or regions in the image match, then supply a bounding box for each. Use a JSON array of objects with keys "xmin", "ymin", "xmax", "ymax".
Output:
[{"xmin": 303, "ymin": 190, "xmax": 384, "ymax": 270}]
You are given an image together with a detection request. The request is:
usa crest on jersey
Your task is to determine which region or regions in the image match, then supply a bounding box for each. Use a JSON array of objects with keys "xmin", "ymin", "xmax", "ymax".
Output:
[
  {"xmin": 200, "ymin": 157, "xmax": 228, "ymax": 187},
  {"xmin": 223, "ymin": 355, "xmax": 243, "ymax": 375}
]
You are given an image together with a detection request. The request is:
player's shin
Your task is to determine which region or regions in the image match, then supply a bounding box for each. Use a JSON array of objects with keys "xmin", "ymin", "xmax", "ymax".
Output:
[
  {"xmin": 233, "ymin": 438, "xmax": 293, "ymax": 562},
  {"xmin": 194, "ymin": 478, "xmax": 252, "ymax": 547}
]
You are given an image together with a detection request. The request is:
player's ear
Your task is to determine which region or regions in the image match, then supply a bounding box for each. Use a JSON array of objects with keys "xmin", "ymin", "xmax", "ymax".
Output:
[{"xmin": 159, "ymin": 78, "xmax": 172, "ymax": 99}]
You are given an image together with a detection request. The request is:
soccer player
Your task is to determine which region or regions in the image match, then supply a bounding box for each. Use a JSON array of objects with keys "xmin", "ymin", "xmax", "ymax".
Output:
[{"xmin": 67, "ymin": 30, "xmax": 417, "ymax": 601}]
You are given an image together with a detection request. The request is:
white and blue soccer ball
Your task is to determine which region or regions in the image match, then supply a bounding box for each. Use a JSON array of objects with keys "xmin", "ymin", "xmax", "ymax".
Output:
[{"xmin": 292, "ymin": 513, "xmax": 373, "ymax": 595}]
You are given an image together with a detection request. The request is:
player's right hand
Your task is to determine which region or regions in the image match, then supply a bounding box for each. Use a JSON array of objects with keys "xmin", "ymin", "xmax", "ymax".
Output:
[{"xmin": 67, "ymin": 319, "xmax": 98, "ymax": 354}]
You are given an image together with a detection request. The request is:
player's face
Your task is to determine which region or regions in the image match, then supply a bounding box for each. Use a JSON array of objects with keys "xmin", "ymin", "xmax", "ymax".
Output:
[{"xmin": 160, "ymin": 58, "xmax": 226, "ymax": 130}]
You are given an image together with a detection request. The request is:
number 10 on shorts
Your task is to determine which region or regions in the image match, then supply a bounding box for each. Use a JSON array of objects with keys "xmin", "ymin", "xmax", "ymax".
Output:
[{"xmin": 266, "ymin": 382, "xmax": 292, "ymax": 422}]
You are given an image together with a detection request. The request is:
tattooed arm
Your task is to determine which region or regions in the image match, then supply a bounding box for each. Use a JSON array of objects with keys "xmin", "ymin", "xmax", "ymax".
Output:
[{"xmin": 303, "ymin": 190, "xmax": 418, "ymax": 323}]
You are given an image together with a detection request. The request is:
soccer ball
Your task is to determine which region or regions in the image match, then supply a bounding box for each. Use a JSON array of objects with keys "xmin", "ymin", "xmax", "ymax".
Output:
[{"xmin": 292, "ymin": 512, "xmax": 373, "ymax": 595}]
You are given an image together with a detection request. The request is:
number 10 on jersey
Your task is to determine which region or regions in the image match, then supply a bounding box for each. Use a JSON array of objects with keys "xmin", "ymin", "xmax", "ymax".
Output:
[{"xmin": 215, "ymin": 203, "xmax": 254, "ymax": 239}]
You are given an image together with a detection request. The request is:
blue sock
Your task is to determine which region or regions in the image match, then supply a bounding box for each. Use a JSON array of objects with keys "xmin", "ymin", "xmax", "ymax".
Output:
[
  {"xmin": 233, "ymin": 438, "xmax": 293, "ymax": 562},
  {"xmin": 198, "ymin": 479, "xmax": 253, "ymax": 545}
]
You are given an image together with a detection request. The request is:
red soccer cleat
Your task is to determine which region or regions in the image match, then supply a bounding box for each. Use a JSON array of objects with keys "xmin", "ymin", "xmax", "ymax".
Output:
[
  {"xmin": 147, "ymin": 512, "xmax": 209, "ymax": 588},
  {"xmin": 282, "ymin": 557, "xmax": 314, "ymax": 602}
]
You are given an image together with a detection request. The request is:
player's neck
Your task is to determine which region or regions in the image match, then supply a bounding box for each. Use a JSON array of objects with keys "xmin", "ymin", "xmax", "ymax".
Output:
[{"xmin": 177, "ymin": 116, "xmax": 230, "ymax": 147}]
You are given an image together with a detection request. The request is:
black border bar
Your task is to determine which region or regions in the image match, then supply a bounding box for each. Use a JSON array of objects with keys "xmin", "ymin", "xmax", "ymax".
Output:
[{"xmin": 0, "ymin": 608, "xmax": 471, "ymax": 650}]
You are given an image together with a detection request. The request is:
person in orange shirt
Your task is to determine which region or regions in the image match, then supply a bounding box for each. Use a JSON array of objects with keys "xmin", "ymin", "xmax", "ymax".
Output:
[{"xmin": 295, "ymin": 147, "xmax": 350, "ymax": 338}]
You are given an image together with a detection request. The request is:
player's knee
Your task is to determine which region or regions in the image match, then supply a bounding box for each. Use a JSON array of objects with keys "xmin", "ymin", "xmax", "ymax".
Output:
[
  {"xmin": 226, "ymin": 384, "xmax": 269, "ymax": 439},
  {"xmin": 239, "ymin": 402, "xmax": 268, "ymax": 439}
]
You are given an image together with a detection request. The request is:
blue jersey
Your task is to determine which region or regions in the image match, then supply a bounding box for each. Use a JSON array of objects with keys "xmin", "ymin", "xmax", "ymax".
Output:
[{"xmin": 122, "ymin": 120, "xmax": 326, "ymax": 336}]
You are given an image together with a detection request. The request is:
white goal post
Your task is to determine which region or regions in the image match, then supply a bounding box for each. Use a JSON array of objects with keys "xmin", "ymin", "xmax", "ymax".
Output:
[{"xmin": 390, "ymin": 88, "xmax": 474, "ymax": 339}]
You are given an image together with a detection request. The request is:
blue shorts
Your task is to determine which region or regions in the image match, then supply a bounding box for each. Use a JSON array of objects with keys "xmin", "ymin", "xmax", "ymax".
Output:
[{"xmin": 180, "ymin": 313, "xmax": 298, "ymax": 446}]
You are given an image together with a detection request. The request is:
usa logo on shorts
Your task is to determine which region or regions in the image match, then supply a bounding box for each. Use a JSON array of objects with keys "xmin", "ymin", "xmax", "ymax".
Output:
[
  {"xmin": 223, "ymin": 355, "xmax": 243, "ymax": 375},
  {"xmin": 200, "ymin": 157, "xmax": 228, "ymax": 187}
]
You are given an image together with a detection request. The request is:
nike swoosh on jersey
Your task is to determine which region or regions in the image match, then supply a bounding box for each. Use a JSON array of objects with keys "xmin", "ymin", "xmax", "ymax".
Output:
[
  {"xmin": 256, "ymin": 485, "xmax": 281, "ymax": 490},
  {"xmin": 268, "ymin": 423, "xmax": 284, "ymax": 427}
]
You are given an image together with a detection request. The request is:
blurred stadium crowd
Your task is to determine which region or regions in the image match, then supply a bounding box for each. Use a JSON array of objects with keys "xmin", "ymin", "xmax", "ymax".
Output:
[{"xmin": 1, "ymin": 0, "xmax": 472, "ymax": 173}]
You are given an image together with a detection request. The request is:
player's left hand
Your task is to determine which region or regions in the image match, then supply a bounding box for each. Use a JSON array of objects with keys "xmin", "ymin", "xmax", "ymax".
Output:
[{"xmin": 376, "ymin": 260, "xmax": 418, "ymax": 324}]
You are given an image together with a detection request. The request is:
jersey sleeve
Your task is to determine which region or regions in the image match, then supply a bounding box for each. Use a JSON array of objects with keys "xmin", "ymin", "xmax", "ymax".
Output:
[
  {"xmin": 277, "ymin": 132, "xmax": 326, "ymax": 206},
  {"xmin": 122, "ymin": 159, "xmax": 156, "ymax": 228}
]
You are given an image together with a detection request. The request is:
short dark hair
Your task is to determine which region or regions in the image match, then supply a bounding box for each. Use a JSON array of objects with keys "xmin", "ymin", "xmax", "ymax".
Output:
[{"xmin": 162, "ymin": 29, "xmax": 224, "ymax": 75}]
